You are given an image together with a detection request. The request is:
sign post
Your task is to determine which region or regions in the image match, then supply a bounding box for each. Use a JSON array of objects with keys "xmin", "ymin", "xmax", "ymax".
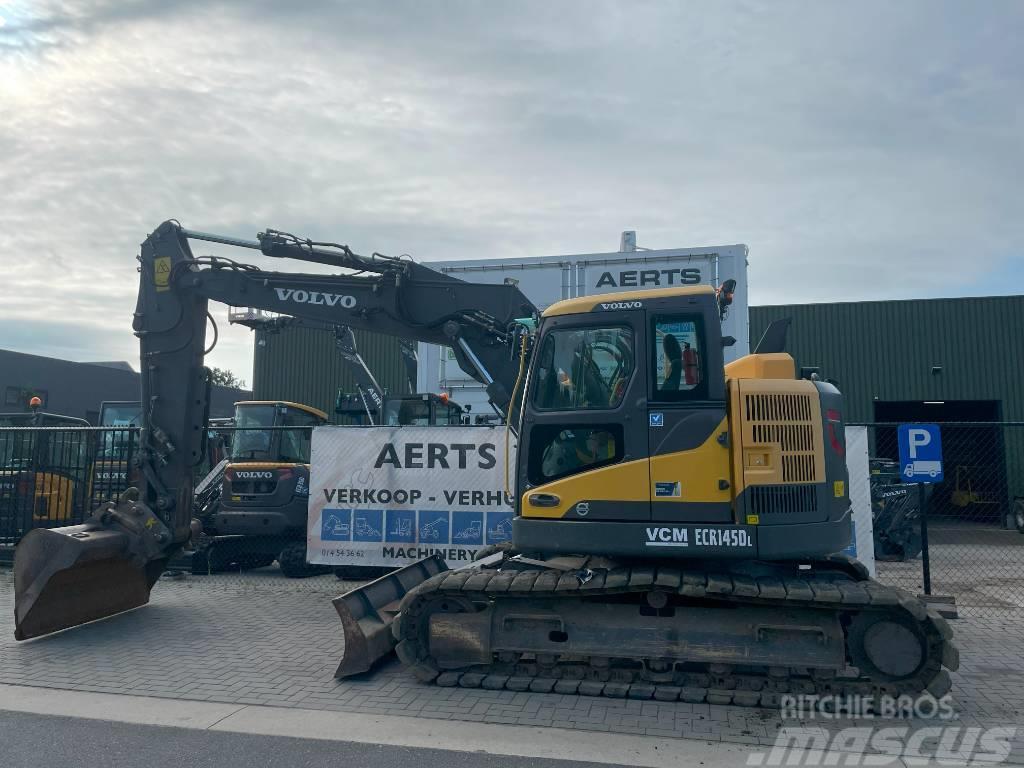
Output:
[{"xmin": 897, "ymin": 424, "xmax": 943, "ymax": 595}]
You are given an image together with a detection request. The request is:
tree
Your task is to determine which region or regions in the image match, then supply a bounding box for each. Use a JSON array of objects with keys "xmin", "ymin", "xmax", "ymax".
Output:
[{"xmin": 209, "ymin": 367, "xmax": 246, "ymax": 389}]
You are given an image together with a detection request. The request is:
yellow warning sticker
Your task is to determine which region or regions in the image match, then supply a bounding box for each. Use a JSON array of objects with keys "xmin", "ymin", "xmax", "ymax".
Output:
[
  {"xmin": 154, "ymin": 256, "xmax": 171, "ymax": 292},
  {"xmin": 834, "ymin": 480, "xmax": 845, "ymax": 497},
  {"xmin": 746, "ymin": 514, "xmax": 760, "ymax": 525}
]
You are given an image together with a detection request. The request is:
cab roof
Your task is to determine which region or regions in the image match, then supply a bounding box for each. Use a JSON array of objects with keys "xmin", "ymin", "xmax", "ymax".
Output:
[
  {"xmin": 234, "ymin": 401, "xmax": 329, "ymax": 421},
  {"xmin": 542, "ymin": 285, "xmax": 715, "ymax": 318}
]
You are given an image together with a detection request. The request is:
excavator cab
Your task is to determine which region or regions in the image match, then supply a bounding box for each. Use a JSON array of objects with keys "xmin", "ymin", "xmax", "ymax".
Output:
[{"xmin": 513, "ymin": 286, "xmax": 850, "ymax": 559}]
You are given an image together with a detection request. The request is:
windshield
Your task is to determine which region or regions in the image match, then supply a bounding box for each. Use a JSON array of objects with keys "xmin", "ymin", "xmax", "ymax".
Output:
[
  {"xmin": 98, "ymin": 403, "xmax": 141, "ymax": 459},
  {"xmin": 100, "ymin": 403, "xmax": 142, "ymax": 427},
  {"xmin": 532, "ymin": 326, "xmax": 634, "ymax": 410},
  {"xmin": 230, "ymin": 405, "xmax": 320, "ymax": 463},
  {"xmin": 384, "ymin": 399, "xmax": 431, "ymax": 426},
  {"xmin": 231, "ymin": 405, "xmax": 276, "ymax": 460}
]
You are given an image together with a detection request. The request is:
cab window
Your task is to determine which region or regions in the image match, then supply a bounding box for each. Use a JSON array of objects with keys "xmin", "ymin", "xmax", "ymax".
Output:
[
  {"xmin": 279, "ymin": 409, "xmax": 321, "ymax": 464},
  {"xmin": 527, "ymin": 424, "xmax": 624, "ymax": 484},
  {"xmin": 532, "ymin": 327, "xmax": 634, "ymax": 411},
  {"xmin": 651, "ymin": 315, "xmax": 707, "ymax": 400}
]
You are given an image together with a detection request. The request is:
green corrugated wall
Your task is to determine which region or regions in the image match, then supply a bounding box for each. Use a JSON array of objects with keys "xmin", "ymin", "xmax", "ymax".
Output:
[
  {"xmin": 751, "ymin": 295, "xmax": 1024, "ymax": 505},
  {"xmin": 750, "ymin": 295, "xmax": 1024, "ymax": 422},
  {"xmin": 252, "ymin": 326, "xmax": 409, "ymax": 420}
]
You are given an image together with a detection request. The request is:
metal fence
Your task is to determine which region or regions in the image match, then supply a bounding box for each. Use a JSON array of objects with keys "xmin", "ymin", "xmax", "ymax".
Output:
[
  {"xmin": 2, "ymin": 422, "xmax": 1023, "ymax": 616},
  {"xmin": 852, "ymin": 422, "xmax": 1024, "ymax": 616},
  {"xmin": 0, "ymin": 426, "xmax": 138, "ymax": 546}
]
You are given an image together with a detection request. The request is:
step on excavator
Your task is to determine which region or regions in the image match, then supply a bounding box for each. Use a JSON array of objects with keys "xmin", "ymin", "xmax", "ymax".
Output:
[{"xmin": 13, "ymin": 221, "xmax": 957, "ymax": 708}]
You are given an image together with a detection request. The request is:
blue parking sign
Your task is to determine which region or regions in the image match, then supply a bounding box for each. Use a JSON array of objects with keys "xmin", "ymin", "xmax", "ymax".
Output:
[{"xmin": 897, "ymin": 424, "xmax": 943, "ymax": 483}]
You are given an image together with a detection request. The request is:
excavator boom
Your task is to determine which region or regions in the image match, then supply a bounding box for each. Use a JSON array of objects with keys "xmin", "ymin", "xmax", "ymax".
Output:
[{"xmin": 13, "ymin": 220, "xmax": 535, "ymax": 640}]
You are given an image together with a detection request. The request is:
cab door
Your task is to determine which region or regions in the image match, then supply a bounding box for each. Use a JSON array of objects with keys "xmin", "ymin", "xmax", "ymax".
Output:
[
  {"xmin": 518, "ymin": 310, "xmax": 651, "ymax": 521},
  {"xmin": 646, "ymin": 302, "xmax": 733, "ymax": 522}
]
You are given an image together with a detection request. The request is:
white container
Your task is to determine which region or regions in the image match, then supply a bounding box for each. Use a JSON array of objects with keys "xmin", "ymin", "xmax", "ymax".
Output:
[{"xmin": 418, "ymin": 234, "xmax": 750, "ymax": 415}]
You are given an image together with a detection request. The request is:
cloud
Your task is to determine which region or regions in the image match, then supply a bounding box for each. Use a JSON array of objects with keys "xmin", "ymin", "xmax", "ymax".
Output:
[{"xmin": 1, "ymin": 1, "xmax": 1022, "ymax": 381}]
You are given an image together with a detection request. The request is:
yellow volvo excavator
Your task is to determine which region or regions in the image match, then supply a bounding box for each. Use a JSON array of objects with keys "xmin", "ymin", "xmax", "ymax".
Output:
[{"xmin": 13, "ymin": 221, "xmax": 957, "ymax": 708}]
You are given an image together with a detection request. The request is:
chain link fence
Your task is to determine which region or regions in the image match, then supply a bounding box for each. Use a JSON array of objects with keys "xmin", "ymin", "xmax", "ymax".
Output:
[
  {"xmin": 852, "ymin": 422, "xmax": 1024, "ymax": 616},
  {"xmin": 0, "ymin": 426, "xmax": 138, "ymax": 548},
  {"xmin": 3, "ymin": 422, "xmax": 1023, "ymax": 616}
]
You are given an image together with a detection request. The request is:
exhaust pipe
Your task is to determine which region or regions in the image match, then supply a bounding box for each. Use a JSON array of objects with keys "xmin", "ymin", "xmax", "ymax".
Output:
[
  {"xmin": 333, "ymin": 555, "xmax": 449, "ymax": 677},
  {"xmin": 14, "ymin": 494, "xmax": 174, "ymax": 641}
]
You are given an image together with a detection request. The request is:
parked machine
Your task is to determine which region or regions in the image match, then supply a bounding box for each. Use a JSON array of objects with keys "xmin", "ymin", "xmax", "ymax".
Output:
[
  {"xmin": 90, "ymin": 400, "xmax": 142, "ymax": 506},
  {"xmin": 1, "ymin": 402, "xmax": 90, "ymax": 541},
  {"xmin": 13, "ymin": 221, "xmax": 957, "ymax": 708},
  {"xmin": 868, "ymin": 459, "xmax": 924, "ymax": 561},
  {"xmin": 193, "ymin": 400, "xmax": 330, "ymax": 576}
]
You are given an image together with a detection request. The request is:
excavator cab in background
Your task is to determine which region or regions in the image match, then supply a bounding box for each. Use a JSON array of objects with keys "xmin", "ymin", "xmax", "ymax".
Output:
[
  {"xmin": 90, "ymin": 401, "xmax": 142, "ymax": 506},
  {"xmin": 337, "ymin": 390, "xmax": 466, "ymax": 426},
  {"xmin": 194, "ymin": 400, "xmax": 330, "ymax": 576}
]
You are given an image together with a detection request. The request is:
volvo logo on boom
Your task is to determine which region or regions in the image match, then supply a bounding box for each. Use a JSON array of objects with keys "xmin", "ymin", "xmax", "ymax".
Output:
[{"xmin": 274, "ymin": 288, "xmax": 357, "ymax": 308}]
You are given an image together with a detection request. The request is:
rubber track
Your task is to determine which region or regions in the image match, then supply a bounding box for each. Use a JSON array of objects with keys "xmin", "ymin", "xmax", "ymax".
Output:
[{"xmin": 392, "ymin": 561, "xmax": 959, "ymax": 707}]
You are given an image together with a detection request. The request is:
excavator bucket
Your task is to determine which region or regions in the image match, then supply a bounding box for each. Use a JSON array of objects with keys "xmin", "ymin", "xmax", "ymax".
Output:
[
  {"xmin": 14, "ymin": 499, "xmax": 172, "ymax": 641},
  {"xmin": 333, "ymin": 555, "xmax": 449, "ymax": 678}
]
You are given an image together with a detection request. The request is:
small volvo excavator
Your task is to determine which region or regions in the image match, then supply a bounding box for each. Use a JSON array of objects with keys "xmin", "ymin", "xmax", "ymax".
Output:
[{"xmin": 12, "ymin": 221, "xmax": 957, "ymax": 708}]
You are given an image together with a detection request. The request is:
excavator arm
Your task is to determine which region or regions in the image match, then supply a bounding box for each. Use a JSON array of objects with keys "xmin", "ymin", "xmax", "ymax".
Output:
[{"xmin": 13, "ymin": 220, "xmax": 535, "ymax": 640}]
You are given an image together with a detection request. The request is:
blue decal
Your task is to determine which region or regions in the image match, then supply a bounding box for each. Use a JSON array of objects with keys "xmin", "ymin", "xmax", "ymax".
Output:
[
  {"xmin": 649, "ymin": 412, "xmax": 664, "ymax": 428},
  {"xmin": 419, "ymin": 510, "xmax": 450, "ymax": 543},
  {"xmin": 654, "ymin": 481, "xmax": 680, "ymax": 498},
  {"xmin": 486, "ymin": 512, "xmax": 514, "ymax": 544},
  {"xmin": 321, "ymin": 508, "xmax": 352, "ymax": 541},
  {"xmin": 452, "ymin": 511, "xmax": 484, "ymax": 545},
  {"xmin": 385, "ymin": 509, "xmax": 416, "ymax": 543},
  {"xmin": 352, "ymin": 509, "xmax": 384, "ymax": 542}
]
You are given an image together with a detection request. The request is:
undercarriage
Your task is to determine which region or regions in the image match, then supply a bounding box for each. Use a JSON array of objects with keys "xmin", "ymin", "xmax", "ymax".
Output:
[{"xmin": 384, "ymin": 552, "xmax": 957, "ymax": 706}]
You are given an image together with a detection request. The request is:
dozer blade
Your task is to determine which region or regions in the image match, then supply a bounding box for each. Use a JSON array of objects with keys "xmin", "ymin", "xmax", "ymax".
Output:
[
  {"xmin": 333, "ymin": 554, "xmax": 449, "ymax": 678},
  {"xmin": 14, "ymin": 498, "xmax": 174, "ymax": 641}
]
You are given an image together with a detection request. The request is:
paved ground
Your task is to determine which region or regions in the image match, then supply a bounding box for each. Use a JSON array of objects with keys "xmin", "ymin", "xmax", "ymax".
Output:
[
  {"xmin": 0, "ymin": 710, "xmax": 628, "ymax": 768},
  {"xmin": 1, "ymin": 552, "xmax": 1023, "ymax": 760}
]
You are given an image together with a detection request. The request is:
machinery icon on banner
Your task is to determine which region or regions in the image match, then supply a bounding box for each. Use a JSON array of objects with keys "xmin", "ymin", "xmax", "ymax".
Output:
[
  {"xmin": 353, "ymin": 511, "xmax": 383, "ymax": 542},
  {"xmin": 323, "ymin": 509, "xmax": 511, "ymax": 546},
  {"xmin": 321, "ymin": 509, "xmax": 352, "ymax": 541},
  {"xmin": 452, "ymin": 513, "xmax": 483, "ymax": 545},
  {"xmin": 418, "ymin": 511, "xmax": 449, "ymax": 542},
  {"xmin": 486, "ymin": 513, "xmax": 513, "ymax": 544},
  {"xmin": 386, "ymin": 510, "xmax": 416, "ymax": 543}
]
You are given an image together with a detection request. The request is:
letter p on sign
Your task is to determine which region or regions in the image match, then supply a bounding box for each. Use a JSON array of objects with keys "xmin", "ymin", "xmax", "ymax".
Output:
[{"xmin": 907, "ymin": 428, "xmax": 931, "ymax": 458}]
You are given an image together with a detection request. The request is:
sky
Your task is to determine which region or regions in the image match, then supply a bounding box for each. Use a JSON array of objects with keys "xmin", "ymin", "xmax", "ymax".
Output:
[{"xmin": 1, "ymin": 1, "xmax": 1021, "ymax": 384}]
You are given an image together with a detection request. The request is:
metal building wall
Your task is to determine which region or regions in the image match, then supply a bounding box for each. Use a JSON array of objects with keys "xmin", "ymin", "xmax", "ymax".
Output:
[
  {"xmin": 252, "ymin": 326, "xmax": 408, "ymax": 420},
  {"xmin": 751, "ymin": 295, "xmax": 1024, "ymax": 505},
  {"xmin": 750, "ymin": 295, "xmax": 1024, "ymax": 422}
]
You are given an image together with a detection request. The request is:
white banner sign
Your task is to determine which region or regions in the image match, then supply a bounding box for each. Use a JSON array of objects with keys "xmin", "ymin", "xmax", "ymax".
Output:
[{"xmin": 307, "ymin": 425, "xmax": 515, "ymax": 567}]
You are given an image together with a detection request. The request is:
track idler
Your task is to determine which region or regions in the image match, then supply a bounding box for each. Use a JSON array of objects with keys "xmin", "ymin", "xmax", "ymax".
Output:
[{"xmin": 13, "ymin": 492, "xmax": 174, "ymax": 641}]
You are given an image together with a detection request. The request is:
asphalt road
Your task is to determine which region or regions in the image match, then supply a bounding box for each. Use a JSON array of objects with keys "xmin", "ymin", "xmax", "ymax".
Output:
[{"xmin": 0, "ymin": 710, "xmax": 634, "ymax": 768}]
